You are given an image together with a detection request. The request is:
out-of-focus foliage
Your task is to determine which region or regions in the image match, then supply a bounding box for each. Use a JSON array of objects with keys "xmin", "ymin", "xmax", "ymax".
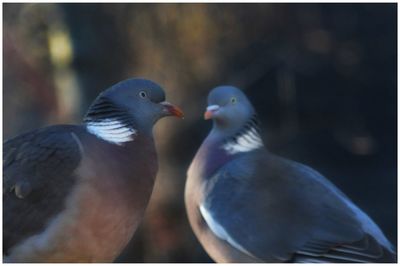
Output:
[{"xmin": 3, "ymin": 3, "xmax": 396, "ymax": 262}]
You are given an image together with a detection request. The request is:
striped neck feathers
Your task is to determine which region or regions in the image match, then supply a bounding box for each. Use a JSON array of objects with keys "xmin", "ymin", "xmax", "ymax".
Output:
[
  {"xmin": 221, "ymin": 114, "xmax": 264, "ymax": 155},
  {"xmin": 83, "ymin": 96, "xmax": 137, "ymax": 145}
]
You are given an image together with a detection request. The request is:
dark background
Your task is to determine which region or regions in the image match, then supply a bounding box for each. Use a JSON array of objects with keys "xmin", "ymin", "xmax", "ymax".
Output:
[{"xmin": 3, "ymin": 3, "xmax": 397, "ymax": 262}]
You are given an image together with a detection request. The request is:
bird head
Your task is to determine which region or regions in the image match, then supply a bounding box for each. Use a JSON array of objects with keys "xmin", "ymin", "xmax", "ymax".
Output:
[
  {"xmin": 205, "ymin": 86, "xmax": 255, "ymax": 134},
  {"xmin": 84, "ymin": 78, "xmax": 184, "ymax": 135}
]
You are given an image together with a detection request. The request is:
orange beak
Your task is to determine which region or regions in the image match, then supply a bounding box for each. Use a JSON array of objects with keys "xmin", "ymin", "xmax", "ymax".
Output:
[
  {"xmin": 160, "ymin": 101, "xmax": 184, "ymax": 118},
  {"xmin": 204, "ymin": 111, "xmax": 213, "ymax": 120},
  {"xmin": 204, "ymin": 105, "xmax": 220, "ymax": 120}
]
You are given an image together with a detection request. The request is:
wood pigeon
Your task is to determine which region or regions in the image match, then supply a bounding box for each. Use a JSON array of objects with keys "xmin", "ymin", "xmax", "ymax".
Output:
[
  {"xmin": 185, "ymin": 85, "xmax": 396, "ymax": 263},
  {"xmin": 3, "ymin": 78, "xmax": 184, "ymax": 262}
]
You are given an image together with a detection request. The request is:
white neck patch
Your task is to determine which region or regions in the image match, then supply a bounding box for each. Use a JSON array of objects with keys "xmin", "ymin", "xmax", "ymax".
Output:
[
  {"xmin": 86, "ymin": 119, "xmax": 137, "ymax": 145},
  {"xmin": 222, "ymin": 126, "xmax": 263, "ymax": 155}
]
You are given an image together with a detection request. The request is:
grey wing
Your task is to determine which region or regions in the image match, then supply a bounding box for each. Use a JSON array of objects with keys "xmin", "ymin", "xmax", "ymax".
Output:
[
  {"xmin": 205, "ymin": 152, "xmax": 396, "ymax": 262},
  {"xmin": 3, "ymin": 126, "xmax": 82, "ymax": 255}
]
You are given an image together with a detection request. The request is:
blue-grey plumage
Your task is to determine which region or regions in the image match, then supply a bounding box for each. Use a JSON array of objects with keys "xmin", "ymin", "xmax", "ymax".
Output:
[
  {"xmin": 4, "ymin": 78, "xmax": 184, "ymax": 262},
  {"xmin": 185, "ymin": 85, "xmax": 396, "ymax": 263}
]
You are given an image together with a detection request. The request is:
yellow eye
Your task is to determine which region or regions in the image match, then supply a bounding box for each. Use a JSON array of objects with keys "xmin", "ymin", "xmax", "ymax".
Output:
[{"xmin": 231, "ymin": 97, "xmax": 237, "ymax": 104}]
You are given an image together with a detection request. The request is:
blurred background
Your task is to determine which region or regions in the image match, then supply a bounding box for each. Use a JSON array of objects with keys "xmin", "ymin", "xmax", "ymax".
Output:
[{"xmin": 3, "ymin": 3, "xmax": 397, "ymax": 262}]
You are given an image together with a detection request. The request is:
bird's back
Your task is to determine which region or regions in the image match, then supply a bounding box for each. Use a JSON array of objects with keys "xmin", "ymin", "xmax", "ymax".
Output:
[
  {"xmin": 186, "ymin": 85, "xmax": 395, "ymax": 263},
  {"xmin": 3, "ymin": 125, "xmax": 83, "ymax": 255},
  {"xmin": 196, "ymin": 149, "xmax": 396, "ymax": 262},
  {"xmin": 264, "ymin": 152, "xmax": 394, "ymax": 250},
  {"xmin": 3, "ymin": 124, "xmax": 157, "ymax": 262}
]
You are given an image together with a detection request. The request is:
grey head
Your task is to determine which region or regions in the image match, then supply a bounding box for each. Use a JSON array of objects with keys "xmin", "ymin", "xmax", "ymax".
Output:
[
  {"xmin": 204, "ymin": 86, "xmax": 263, "ymax": 154},
  {"xmin": 84, "ymin": 78, "xmax": 183, "ymax": 144},
  {"xmin": 205, "ymin": 86, "xmax": 256, "ymax": 134}
]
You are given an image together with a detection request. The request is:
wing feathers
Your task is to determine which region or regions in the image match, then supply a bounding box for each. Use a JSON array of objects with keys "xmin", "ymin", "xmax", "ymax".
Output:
[
  {"xmin": 3, "ymin": 126, "xmax": 82, "ymax": 254},
  {"xmin": 294, "ymin": 234, "xmax": 392, "ymax": 263}
]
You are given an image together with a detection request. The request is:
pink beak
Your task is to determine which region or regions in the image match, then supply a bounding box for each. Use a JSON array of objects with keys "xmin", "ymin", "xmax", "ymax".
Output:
[{"xmin": 204, "ymin": 105, "xmax": 220, "ymax": 120}]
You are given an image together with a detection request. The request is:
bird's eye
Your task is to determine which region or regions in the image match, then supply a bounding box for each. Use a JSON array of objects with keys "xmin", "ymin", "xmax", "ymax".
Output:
[
  {"xmin": 231, "ymin": 97, "xmax": 237, "ymax": 104},
  {"xmin": 139, "ymin": 91, "xmax": 147, "ymax": 98}
]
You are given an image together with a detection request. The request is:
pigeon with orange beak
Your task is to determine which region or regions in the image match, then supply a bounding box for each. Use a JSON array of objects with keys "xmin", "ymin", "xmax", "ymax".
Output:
[
  {"xmin": 4, "ymin": 78, "xmax": 183, "ymax": 262},
  {"xmin": 186, "ymin": 85, "xmax": 396, "ymax": 263}
]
